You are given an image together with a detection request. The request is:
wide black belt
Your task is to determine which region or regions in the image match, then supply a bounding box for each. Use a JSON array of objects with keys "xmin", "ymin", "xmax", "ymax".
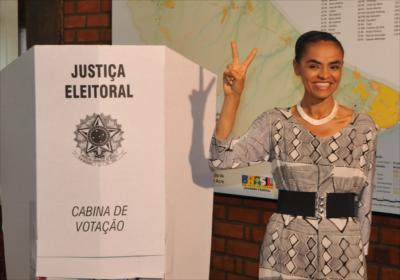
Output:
[{"xmin": 276, "ymin": 190, "xmax": 358, "ymax": 218}]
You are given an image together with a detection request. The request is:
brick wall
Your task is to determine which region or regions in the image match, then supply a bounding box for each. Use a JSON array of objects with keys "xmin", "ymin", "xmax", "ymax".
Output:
[
  {"xmin": 210, "ymin": 194, "xmax": 276, "ymax": 280},
  {"xmin": 211, "ymin": 193, "xmax": 400, "ymax": 280},
  {"xmin": 62, "ymin": 0, "xmax": 111, "ymax": 44}
]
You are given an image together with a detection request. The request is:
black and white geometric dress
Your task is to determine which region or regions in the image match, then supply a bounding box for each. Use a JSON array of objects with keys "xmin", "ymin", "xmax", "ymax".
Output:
[{"xmin": 210, "ymin": 108, "xmax": 377, "ymax": 280}]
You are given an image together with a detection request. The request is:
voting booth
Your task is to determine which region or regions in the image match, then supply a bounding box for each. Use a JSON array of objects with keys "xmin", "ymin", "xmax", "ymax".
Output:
[{"xmin": 0, "ymin": 46, "xmax": 216, "ymax": 279}]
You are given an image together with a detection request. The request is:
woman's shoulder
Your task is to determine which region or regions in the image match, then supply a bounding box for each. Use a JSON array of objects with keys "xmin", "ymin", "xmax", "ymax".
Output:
[
  {"xmin": 335, "ymin": 104, "xmax": 376, "ymax": 128},
  {"xmin": 253, "ymin": 108, "xmax": 287, "ymax": 119},
  {"xmin": 263, "ymin": 107, "xmax": 293, "ymax": 120},
  {"xmin": 353, "ymin": 110, "xmax": 377, "ymax": 128},
  {"xmin": 250, "ymin": 108, "xmax": 292, "ymax": 128},
  {"xmin": 349, "ymin": 110, "xmax": 378, "ymax": 142}
]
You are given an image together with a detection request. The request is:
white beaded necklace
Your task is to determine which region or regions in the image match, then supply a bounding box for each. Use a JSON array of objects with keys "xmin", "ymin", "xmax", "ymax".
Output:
[{"xmin": 296, "ymin": 100, "xmax": 338, "ymax": 126}]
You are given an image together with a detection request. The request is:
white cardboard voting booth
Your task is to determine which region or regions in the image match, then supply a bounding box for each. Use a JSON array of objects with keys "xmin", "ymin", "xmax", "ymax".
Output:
[{"xmin": 0, "ymin": 45, "xmax": 216, "ymax": 279}]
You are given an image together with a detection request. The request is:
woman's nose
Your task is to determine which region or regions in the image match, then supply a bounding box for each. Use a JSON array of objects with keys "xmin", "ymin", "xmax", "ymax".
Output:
[{"xmin": 318, "ymin": 67, "xmax": 329, "ymax": 79}]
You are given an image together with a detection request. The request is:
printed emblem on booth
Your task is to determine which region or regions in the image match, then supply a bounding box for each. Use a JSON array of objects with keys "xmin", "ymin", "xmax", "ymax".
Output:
[{"xmin": 74, "ymin": 113, "xmax": 125, "ymax": 166}]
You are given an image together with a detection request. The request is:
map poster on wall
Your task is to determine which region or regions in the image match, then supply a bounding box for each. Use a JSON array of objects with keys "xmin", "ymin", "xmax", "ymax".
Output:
[{"xmin": 113, "ymin": 0, "xmax": 399, "ymax": 215}]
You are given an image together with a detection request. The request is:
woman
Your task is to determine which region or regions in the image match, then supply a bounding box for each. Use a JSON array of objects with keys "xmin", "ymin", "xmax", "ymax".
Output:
[{"xmin": 210, "ymin": 31, "xmax": 377, "ymax": 279}]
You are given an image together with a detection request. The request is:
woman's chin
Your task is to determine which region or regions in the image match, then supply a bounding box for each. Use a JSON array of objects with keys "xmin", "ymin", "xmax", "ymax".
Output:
[{"xmin": 305, "ymin": 91, "xmax": 335, "ymax": 101}]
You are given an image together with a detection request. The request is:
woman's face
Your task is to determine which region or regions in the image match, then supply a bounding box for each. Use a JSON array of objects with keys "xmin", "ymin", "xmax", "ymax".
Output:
[{"xmin": 293, "ymin": 40, "xmax": 344, "ymax": 101}]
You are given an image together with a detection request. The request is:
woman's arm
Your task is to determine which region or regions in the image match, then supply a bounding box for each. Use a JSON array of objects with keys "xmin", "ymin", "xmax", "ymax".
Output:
[
  {"xmin": 210, "ymin": 111, "xmax": 272, "ymax": 170},
  {"xmin": 210, "ymin": 42, "xmax": 274, "ymax": 170},
  {"xmin": 215, "ymin": 42, "xmax": 257, "ymax": 140}
]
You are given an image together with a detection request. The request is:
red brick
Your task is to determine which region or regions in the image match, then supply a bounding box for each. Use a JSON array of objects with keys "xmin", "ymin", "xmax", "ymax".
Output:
[
  {"xmin": 367, "ymin": 263, "xmax": 379, "ymax": 280},
  {"xmin": 372, "ymin": 214, "xmax": 400, "ymax": 227},
  {"xmin": 215, "ymin": 194, "xmax": 243, "ymax": 206},
  {"xmin": 243, "ymin": 197, "xmax": 277, "ymax": 210},
  {"xmin": 77, "ymin": 0, "xmax": 101, "ymax": 13},
  {"xmin": 366, "ymin": 244, "xmax": 376, "ymax": 262},
  {"xmin": 212, "ymin": 255, "xmax": 235, "ymax": 272},
  {"xmin": 213, "ymin": 221, "xmax": 244, "ymax": 239},
  {"xmin": 228, "ymin": 207, "xmax": 259, "ymax": 224},
  {"xmin": 77, "ymin": 29, "xmax": 99, "ymax": 42},
  {"xmin": 87, "ymin": 14, "xmax": 109, "ymax": 27},
  {"xmin": 381, "ymin": 228, "xmax": 400, "ymax": 246},
  {"xmin": 101, "ymin": 0, "xmax": 111, "ymax": 12},
  {"xmin": 262, "ymin": 211, "xmax": 273, "ymax": 224},
  {"xmin": 63, "ymin": 30, "xmax": 76, "ymax": 43},
  {"xmin": 212, "ymin": 236, "xmax": 226, "ymax": 253},
  {"xmin": 235, "ymin": 258, "xmax": 243, "ymax": 274},
  {"xmin": 213, "ymin": 204, "xmax": 226, "ymax": 219},
  {"xmin": 64, "ymin": 15, "xmax": 86, "ymax": 28},
  {"xmin": 98, "ymin": 28, "xmax": 111, "ymax": 43},
  {"xmin": 373, "ymin": 246, "xmax": 400, "ymax": 266},
  {"xmin": 227, "ymin": 240, "xmax": 259, "ymax": 259},
  {"xmin": 63, "ymin": 1, "xmax": 76, "ymax": 14},
  {"xmin": 210, "ymin": 269, "xmax": 226, "ymax": 280},
  {"xmin": 226, "ymin": 273, "xmax": 253, "ymax": 280},
  {"xmin": 381, "ymin": 267, "xmax": 400, "ymax": 280},
  {"xmin": 244, "ymin": 261, "xmax": 258, "ymax": 277},
  {"xmin": 370, "ymin": 225, "xmax": 379, "ymax": 242},
  {"xmin": 244, "ymin": 226, "xmax": 251, "ymax": 240},
  {"xmin": 252, "ymin": 226, "xmax": 266, "ymax": 242}
]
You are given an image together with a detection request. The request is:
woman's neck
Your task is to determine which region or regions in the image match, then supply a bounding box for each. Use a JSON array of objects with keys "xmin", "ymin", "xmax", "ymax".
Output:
[{"xmin": 300, "ymin": 96, "xmax": 335, "ymax": 119}]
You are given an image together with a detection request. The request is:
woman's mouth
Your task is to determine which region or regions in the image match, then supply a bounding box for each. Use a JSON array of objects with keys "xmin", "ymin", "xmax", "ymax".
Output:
[{"xmin": 314, "ymin": 82, "xmax": 332, "ymax": 90}]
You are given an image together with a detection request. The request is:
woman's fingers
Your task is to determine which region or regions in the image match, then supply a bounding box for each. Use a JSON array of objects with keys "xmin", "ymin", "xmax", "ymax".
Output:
[
  {"xmin": 225, "ymin": 64, "xmax": 232, "ymax": 71},
  {"xmin": 224, "ymin": 68, "xmax": 242, "ymax": 81},
  {"xmin": 223, "ymin": 71, "xmax": 235, "ymax": 86},
  {"xmin": 231, "ymin": 42, "xmax": 257, "ymax": 69},
  {"xmin": 224, "ymin": 42, "xmax": 256, "ymax": 97},
  {"xmin": 231, "ymin": 41, "xmax": 239, "ymax": 64},
  {"xmin": 243, "ymin": 48, "xmax": 257, "ymax": 69},
  {"xmin": 223, "ymin": 75, "xmax": 234, "ymax": 86}
]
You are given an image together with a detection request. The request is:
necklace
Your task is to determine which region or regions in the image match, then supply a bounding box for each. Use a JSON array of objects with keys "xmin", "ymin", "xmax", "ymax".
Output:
[{"xmin": 296, "ymin": 100, "xmax": 338, "ymax": 126}]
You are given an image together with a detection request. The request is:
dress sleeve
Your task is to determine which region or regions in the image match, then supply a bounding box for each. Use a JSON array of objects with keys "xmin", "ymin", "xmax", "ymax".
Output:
[
  {"xmin": 209, "ymin": 111, "xmax": 272, "ymax": 169},
  {"xmin": 358, "ymin": 119, "xmax": 378, "ymax": 256}
]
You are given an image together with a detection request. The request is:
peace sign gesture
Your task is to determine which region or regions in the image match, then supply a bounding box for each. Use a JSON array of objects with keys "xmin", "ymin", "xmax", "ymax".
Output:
[
  {"xmin": 215, "ymin": 42, "xmax": 257, "ymax": 140},
  {"xmin": 223, "ymin": 41, "xmax": 257, "ymax": 98}
]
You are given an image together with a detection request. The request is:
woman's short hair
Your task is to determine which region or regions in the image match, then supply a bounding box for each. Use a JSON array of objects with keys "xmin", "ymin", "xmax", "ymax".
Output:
[{"xmin": 294, "ymin": 31, "xmax": 344, "ymax": 62}]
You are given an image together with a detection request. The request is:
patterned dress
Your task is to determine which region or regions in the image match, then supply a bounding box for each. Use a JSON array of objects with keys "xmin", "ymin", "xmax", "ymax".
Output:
[{"xmin": 210, "ymin": 108, "xmax": 377, "ymax": 280}]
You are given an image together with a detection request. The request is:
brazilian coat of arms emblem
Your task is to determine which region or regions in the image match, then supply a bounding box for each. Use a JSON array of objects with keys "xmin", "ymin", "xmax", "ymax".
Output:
[{"xmin": 74, "ymin": 113, "xmax": 125, "ymax": 166}]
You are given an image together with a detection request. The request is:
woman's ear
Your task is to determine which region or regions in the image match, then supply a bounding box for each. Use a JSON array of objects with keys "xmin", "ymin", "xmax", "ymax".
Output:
[{"xmin": 293, "ymin": 59, "xmax": 300, "ymax": 76}]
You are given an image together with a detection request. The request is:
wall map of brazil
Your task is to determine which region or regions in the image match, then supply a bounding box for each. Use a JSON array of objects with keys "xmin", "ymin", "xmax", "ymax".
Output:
[{"xmin": 113, "ymin": 0, "xmax": 399, "ymax": 214}]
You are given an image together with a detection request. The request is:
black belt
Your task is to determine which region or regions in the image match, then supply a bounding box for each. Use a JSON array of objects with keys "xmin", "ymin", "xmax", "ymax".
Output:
[{"xmin": 276, "ymin": 190, "xmax": 358, "ymax": 218}]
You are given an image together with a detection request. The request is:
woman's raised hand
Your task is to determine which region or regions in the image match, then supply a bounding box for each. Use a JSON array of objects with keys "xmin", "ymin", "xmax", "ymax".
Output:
[
  {"xmin": 215, "ymin": 42, "xmax": 257, "ymax": 140},
  {"xmin": 223, "ymin": 41, "xmax": 257, "ymax": 98}
]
